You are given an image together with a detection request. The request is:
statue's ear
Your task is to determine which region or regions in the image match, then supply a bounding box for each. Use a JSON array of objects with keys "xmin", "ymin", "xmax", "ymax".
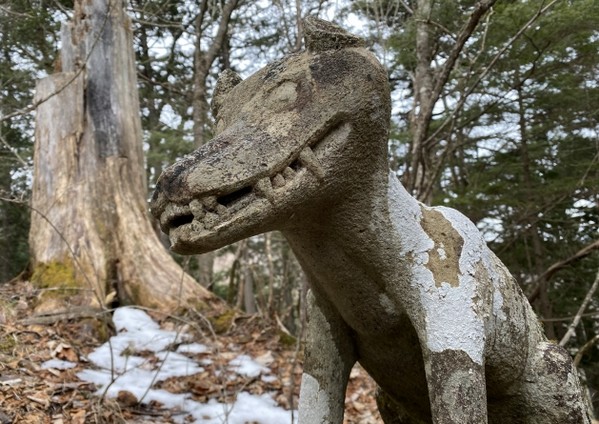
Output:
[
  {"xmin": 211, "ymin": 69, "xmax": 243, "ymax": 119},
  {"xmin": 303, "ymin": 16, "xmax": 365, "ymax": 53}
]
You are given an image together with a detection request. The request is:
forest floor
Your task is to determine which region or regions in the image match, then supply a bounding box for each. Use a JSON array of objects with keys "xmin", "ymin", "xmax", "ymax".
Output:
[{"xmin": 0, "ymin": 279, "xmax": 381, "ymax": 424}]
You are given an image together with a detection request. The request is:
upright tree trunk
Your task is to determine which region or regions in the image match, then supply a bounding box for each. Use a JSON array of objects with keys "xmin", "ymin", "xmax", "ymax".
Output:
[
  {"xmin": 406, "ymin": 0, "xmax": 435, "ymax": 203},
  {"xmin": 191, "ymin": 0, "xmax": 240, "ymax": 287},
  {"xmin": 0, "ymin": 120, "xmax": 12, "ymax": 282},
  {"xmin": 403, "ymin": 0, "xmax": 497, "ymax": 203},
  {"xmin": 516, "ymin": 84, "xmax": 555, "ymax": 338},
  {"xmin": 242, "ymin": 248, "xmax": 257, "ymax": 314},
  {"xmin": 30, "ymin": 0, "xmax": 222, "ymax": 313}
]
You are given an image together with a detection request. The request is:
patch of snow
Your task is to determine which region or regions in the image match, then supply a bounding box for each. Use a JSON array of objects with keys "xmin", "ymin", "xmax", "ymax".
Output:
[
  {"xmin": 76, "ymin": 307, "xmax": 296, "ymax": 423},
  {"xmin": 177, "ymin": 343, "xmax": 208, "ymax": 354},
  {"xmin": 41, "ymin": 359, "xmax": 77, "ymax": 370},
  {"xmin": 261, "ymin": 375, "xmax": 278, "ymax": 383},
  {"xmin": 229, "ymin": 354, "xmax": 270, "ymax": 378},
  {"xmin": 185, "ymin": 392, "xmax": 296, "ymax": 424}
]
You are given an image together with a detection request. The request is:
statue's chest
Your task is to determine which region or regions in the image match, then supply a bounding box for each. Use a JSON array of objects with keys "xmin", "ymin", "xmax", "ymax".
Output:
[
  {"xmin": 332, "ymin": 287, "xmax": 407, "ymax": 336},
  {"xmin": 307, "ymin": 264, "xmax": 409, "ymax": 336}
]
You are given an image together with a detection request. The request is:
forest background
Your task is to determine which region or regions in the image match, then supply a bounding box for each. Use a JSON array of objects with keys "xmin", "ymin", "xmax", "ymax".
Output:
[{"xmin": 1, "ymin": 0, "xmax": 599, "ymax": 407}]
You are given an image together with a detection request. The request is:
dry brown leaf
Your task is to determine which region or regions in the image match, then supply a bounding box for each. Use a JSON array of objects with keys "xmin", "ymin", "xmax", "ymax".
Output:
[
  {"xmin": 116, "ymin": 390, "xmax": 138, "ymax": 407},
  {"xmin": 26, "ymin": 392, "xmax": 50, "ymax": 408},
  {"xmin": 254, "ymin": 351, "xmax": 275, "ymax": 367},
  {"xmin": 70, "ymin": 410, "xmax": 86, "ymax": 424},
  {"xmin": 50, "ymin": 342, "xmax": 78, "ymax": 363}
]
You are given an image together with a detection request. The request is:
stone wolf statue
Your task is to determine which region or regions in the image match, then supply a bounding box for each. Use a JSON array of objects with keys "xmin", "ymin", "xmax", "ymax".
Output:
[{"xmin": 150, "ymin": 17, "xmax": 591, "ymax": 424}]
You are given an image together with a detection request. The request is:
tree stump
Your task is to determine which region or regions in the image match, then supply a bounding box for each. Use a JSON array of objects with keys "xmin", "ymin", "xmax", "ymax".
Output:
[{"xmin": 30, "ymin": 0, "xmax": 222, "ymax": 314}]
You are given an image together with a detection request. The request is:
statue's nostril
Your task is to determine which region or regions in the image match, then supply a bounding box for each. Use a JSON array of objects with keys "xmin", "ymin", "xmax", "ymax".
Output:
[{"xmin": 168, "ymin": 214, "xmax": 194, "ymax": 229}]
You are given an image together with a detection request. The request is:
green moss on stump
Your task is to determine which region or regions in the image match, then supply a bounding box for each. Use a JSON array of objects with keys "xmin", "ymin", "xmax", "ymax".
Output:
[
  {"xmin": 210, "ymin": 309, "xmax": 236, "ymax": 334},
  {"xmin": 0, "ymin": 334, "xmax": 16, "ymax": 353},
  {"xmin": 31, "ymin": 260, "xmax": 78, "ymax": 290},
  {"xmin": 278, "ymin": 331, "xmax": 297, "ymax": 348},
  {"xmin": 31, "ymin": 260, "xmax": 84, "ymax": 305}
]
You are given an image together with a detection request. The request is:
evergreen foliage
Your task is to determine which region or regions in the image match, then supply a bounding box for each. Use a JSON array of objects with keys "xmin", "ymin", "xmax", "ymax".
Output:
[{"xmin": 0, "ymin": 0, "xmax": 67, "ymax": 281}]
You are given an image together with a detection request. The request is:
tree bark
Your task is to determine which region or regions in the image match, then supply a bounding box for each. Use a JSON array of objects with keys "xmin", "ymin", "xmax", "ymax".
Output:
[
  {"xmin": 190, "ymin": 0, "xmax": 240, "ymax": 288},
  {"xmin": 528, "ymin": 239, "xmax": 599, "ymax": 303},
  {"xmin": 404, "ymin": 0, "xmax": 498, "ymax": 204},
  {"xmin": 515, "ymin": 83, "xmax": 555, "ymax": 339},
  {"xmin": 242, "ymin": 248, "xmax": 257, "ymax": 314},
  {"xmin": 405, "ymin": 0, "xmax": 434, "ymax": 203},
  {"xmin": 29, "ymin": 0, "xmax": 223, "ymax": 314},
  {"xmin": 192, "ymin": 0, "xmax": 240, "ymax": 146}
]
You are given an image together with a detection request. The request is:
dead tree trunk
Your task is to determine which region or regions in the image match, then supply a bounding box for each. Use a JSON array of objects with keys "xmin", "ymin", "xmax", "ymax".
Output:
[{"xmin": 30, "ymin": 0, "xmax": 223, "ymax": 314}]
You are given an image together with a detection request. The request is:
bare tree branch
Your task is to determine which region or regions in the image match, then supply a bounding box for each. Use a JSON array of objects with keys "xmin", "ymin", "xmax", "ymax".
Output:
[
  {"xmin": 574, "ymin": 334, "xmax": 599, "ymax": 367},
  {"xmin": 398, "ymin": 0, "xmax": 414, "ymax": 15},
  {"xmin": 192, "ymin": 0, "xmax": 240, "ymax": 146},
  {"xmin": 528, "ymin": 240, "xmax": 599, "ymax": 303},
  {"xmin": 430, "ymin": 0, "xmax": 498, "ymax": 104},
  {"xmin": 406, "ymin": 0, "xmax": 497, "ymax": 200},
  {"xmin": 0, "ymin": 133, "xmax": 28, "ymax": 167},
  {"xmin": 559, "ymin": 268, "xmax": 599, "ymax": 347},
  {"xmin": 423, "ymin": 0, "xmax": 561, "ymax": 149}
]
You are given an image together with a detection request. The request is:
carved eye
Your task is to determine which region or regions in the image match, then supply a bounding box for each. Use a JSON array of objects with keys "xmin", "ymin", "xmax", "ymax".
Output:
[{"xmin": 268, "ymin": 81, "xmax": 297, "ymax": 106}]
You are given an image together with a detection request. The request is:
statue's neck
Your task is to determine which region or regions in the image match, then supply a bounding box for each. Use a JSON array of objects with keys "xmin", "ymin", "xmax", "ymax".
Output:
[{"xmin": 282, "ymin": 171, "xmax": 419, "ymax": 290}]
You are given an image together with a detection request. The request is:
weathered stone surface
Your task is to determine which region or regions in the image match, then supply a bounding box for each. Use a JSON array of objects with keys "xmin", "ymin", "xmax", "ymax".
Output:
[{"xmin": 151, "ymin": 16, "xmax": 592, "ymax": 424}]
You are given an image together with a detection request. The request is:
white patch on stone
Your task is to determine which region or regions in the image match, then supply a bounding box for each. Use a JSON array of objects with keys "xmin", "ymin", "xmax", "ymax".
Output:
[
  {"xmin": 298, "ymin": 373, "xmax": 331, "ymax": 423},
  {"xmin": 437, "ymin": 244, "xmax": 447, "ymax": 261},
  {"xmin": 436, "ymin": 206, "xmax": 508, "ymax": 325},
  {"xmin": 387, "ymin": 173, "xmax": 485, "ymax": 364},
  {"xmin": 380, "ymin": 293, "xmax": 397, "ymax": 316},
  {"xmin": 492, "ymin": 287, "xmax": 507, "ymax": 321}
]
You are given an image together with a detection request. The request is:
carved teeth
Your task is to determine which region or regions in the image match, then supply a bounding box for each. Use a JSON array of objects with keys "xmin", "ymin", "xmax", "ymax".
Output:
[
  {"xmin": 272, "ymin": 173, "xmax": 286, "ymax": 188},
  {"xmin": 282, "ymin": 167, "xmax": 296, "ymax": 179},
  {"xmin": 191, "ymin": 220, "xmax": 204, "ymax": 232},
  {"xmin": 189, "ymin": 199, "xmax": 206, "ymax": 219},
  {"xmin": 216, "ymin": 204, "xmax": 228, "ymax": 215},
  {"xmin": 298, "ymin": 146, "xmax": 325, "ymax": 180},
  {"xmin": 202, "ymin": 195, "xmax": 219, "ymax": 211},
  {"xmin": 254, "ymin": 177, "xmax": 275, "ymax": 203},
  {"xmin": 203, "ymin": 212, "xmax": 218, "ymax": 229}
]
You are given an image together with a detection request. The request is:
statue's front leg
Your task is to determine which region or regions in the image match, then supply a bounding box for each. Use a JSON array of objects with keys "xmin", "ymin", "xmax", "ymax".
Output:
[
  {"xmin": 298, "ymin": 290, "xmax": 357, "ymax": 424},
  {"xmin": 423, "ymin": 348, "xmax": 488, "ymax": 424}
]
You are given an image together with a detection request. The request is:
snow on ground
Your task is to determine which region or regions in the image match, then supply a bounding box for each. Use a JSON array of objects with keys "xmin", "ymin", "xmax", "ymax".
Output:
[
  {"xmin": 229, "ymin": 354, "xmax": 270, "ymax": 378},
  {"xmin": 44, "ymin": 307, "xmax": 297, "ymax": 424}
]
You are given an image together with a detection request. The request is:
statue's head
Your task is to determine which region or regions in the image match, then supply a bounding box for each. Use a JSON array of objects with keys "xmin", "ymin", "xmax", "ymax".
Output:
[{"xmin": 150, "ymin": 17, "xmax": 391, "ymax": 254}]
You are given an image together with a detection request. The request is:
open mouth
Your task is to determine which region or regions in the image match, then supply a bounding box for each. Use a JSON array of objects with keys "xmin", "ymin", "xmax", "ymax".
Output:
[{"xmin": 159, "ymin": 144, "xmax": 325, "ymax": 235}]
